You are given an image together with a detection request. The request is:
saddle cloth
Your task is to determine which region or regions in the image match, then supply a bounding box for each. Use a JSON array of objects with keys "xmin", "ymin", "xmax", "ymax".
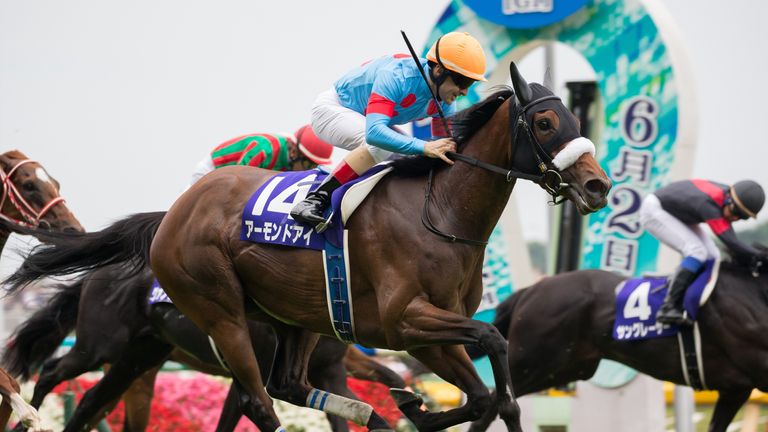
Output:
[
  {"xmin": 240, "ymin": 164, "xmax": 392, "ymax": 249},
  {"xmin": 612, "ymin": 259, "xmax": 719, "ymax": 341}
]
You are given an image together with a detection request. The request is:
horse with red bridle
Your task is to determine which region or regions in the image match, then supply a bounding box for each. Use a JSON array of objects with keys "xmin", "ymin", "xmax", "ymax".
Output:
[
  {"xmin": 0, "ymin": 150, "xmax": 83, "ymax": 249},
  {"xmin": 5, "ymin": 63, "xmax": 611, "ymax": 431}
]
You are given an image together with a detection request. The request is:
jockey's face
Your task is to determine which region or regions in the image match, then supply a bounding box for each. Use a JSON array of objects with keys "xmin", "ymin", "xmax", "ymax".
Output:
[
  {"xmin": 724, "ymin": 203, "xmax": 744, "ymax": 222},
  {"xmin": 433, "ymin": 65, "xmax": 473, "ymax": 105}
]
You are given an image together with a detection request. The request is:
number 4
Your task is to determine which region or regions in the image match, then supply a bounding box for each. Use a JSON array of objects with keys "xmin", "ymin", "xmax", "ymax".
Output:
[{"xmin": 623, "ymin": 281, "xmax": 652, "ymax": 321}]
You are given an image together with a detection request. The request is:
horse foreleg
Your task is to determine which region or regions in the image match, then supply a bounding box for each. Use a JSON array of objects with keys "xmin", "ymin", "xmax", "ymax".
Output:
[
  {"xmin": 122, "ymin": 363, "xmax": 161, "ymax": 431},
  {"xmin": 214, "ymin": 380, "xmax": 244, "ymax": 432},
  {"xmin": 708, "ymin": 389, "xmax": 751, "ymax": 432},
  {"xmin": 467, "ymin": 389, "xmax": 498, "ymax": 432},
  {"xmin": 266, "ymin": 324, "xmax": 392, "ymax": 431},
  {"xmin": 308, "ymin": 347, "xmax": 357, "ymax": 432},
  {"xmin": 343, "ymin": 346, "xmax": 406, "ymax": 389},
  {"xmin": 395, "ymin": 345, "xmax": 492, "ymax": 432},
  {"xmin": 62, "ymin": 337, "xmax": 171, "ymax": 432},
  {"xmin": 388, "ymin": 299, "xmax": 520, "ymax": 432}
]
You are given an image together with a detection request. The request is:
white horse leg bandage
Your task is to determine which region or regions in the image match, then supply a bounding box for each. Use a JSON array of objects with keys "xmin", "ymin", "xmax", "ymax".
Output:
[
  {"xmin": 551, "ymin": 137, "xmax": 596, "ymax": 170},
  {"xmin": 306, "ymin": 388, "xmax": 374, "ymax": 426}
]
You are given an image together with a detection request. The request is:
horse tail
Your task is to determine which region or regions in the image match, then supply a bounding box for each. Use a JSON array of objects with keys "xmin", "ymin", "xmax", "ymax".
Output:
[
  {"xmin": 466, "ymin": 294, "xmax": 520, "ymax": 360},
  {"xmin": 2, "ymin": 278, "xmax": 83, "ymax": 380},
  {"xmin": 4, "ymin": 211, "xmax": 166, "ymax": 294}
]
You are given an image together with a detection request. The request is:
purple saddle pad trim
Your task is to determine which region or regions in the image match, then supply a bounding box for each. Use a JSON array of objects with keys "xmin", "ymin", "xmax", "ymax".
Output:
[
  {"xmin": 240, "ymin": 164, "xmax": 391, "ymax": 250},
  {"xmin": 613, "ymin": 260, "xmax": 715, "ymax": 341}
]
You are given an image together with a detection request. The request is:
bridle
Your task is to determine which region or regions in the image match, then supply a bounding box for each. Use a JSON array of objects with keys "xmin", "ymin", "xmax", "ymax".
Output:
[
  {"xmin": 0, "ymin": 159, "xmax": 66, "ymax": 228},
  {"xmin": 399, "ymin": 31, "xmax": 573, "ymax": 246},
  {"xmin": 421, "ymin": 93, "xmax": 570, "ymax": 246}
]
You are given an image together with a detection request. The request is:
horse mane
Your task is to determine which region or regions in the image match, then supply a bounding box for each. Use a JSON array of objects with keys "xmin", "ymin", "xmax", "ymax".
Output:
[
  {"xmin": 391, "ymin": 88, "xmax": 514, "ymax": 177},
  {"xmin": 719, "ymin": 243, "xmax": 768, "ymax": 275}
]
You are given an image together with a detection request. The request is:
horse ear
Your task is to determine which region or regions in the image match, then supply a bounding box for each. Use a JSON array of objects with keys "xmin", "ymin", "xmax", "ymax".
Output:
[
  {"xmin": 543, "ymin": 68, "xmax": 554, "ymax": 92},
  {"xmin": 0, "ymin": 152, "xmax": 14, "ymax": 172},
  {"xmin": 510, "ymin": 61, "xmax": 532, "ymax": 105}
]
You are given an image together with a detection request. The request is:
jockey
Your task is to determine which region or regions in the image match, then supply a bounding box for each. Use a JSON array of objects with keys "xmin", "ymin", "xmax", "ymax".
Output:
[
  {"xmin": 640, "ymin": 179, "xmax": 765, "ymax": 326},
  {"xmin": 290, "ymin": 31, "xmax": 487, "ymax": 231},
  {"xmin": 189, "ymin": 125, "xmax": 334, "ymax": 186}
]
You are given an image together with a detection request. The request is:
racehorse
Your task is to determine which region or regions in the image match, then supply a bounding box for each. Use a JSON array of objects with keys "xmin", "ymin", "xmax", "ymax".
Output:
[
  {"xmin": 3, "ymin": 263, "xmax": 405, "ymax": 432},
  {"xmin": 4, "ymin": 63, "xmax": 612, "ymax": 431},
  {"xmin": 467, "ymin": 258, "xmax": 768, "ymax": 432},
  {"xmin": 0, "ymin": 366, "xmax": 50, "ymax": 432},
  {"xmin": 0, "ymin": 150, "xmax": 83, "ymax": 251}
]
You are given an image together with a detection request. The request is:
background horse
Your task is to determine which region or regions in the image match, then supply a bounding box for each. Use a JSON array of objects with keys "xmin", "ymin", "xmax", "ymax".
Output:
[
  {"xmin": 0, "ymin": 366, "xmax": 50, "ymax": 432},
  {"xmin": 3, "ymin": 263, "xmax": 405, "ymax": 432},
  {"xmin": 468, "ymin": 258, "xmax": 768, "ymax": 432},
  {"xmin": 0, "ymin": 150, "xmax": 83, "ymax": 252},
  {"xmin": 5, "ymin": 63, "xmax": 612, "ymax": 431}
]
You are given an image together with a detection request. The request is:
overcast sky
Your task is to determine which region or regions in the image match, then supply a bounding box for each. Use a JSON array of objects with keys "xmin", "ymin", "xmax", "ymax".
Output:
[{"xmin": 1, "ymin": 0, "xmax": 767, "ymax": 268}]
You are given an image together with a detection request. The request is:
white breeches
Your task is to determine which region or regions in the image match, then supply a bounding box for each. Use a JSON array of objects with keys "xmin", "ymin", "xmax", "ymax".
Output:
[
  {"xmin": 189, "ymin": 155, "xmax": 215, "ymax": 188},
  {"xmin": 639, "ymin": 194, "xmax": 720, "ymax": 262},
  {"xmin": 311, "ymin": 88, "xmax": 393, "ymax": 164}
]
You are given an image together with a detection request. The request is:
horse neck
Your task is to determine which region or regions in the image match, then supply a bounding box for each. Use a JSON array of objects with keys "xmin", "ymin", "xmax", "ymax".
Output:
[{"xmin": 431, "ymin": 112, "xmax": 516, "ymax": 242}]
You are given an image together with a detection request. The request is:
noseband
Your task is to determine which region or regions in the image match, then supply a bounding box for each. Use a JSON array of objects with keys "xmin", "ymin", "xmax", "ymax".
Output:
[
  {"xmin": 423, "ymin": 94, "xmax": 572, "ymax": 245},
  {"xmin": 0, "ymin": 159, "xmax": 66, "ymax": 228}
]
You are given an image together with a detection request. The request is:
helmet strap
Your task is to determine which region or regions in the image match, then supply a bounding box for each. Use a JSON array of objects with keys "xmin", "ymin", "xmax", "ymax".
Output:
[{"xmin": 430, "ymin": 36, "xmax": 449, "ymax": 102}]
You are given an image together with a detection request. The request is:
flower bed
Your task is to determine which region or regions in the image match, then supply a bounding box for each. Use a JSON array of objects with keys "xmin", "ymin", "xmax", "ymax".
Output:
[{"xmin": 24, "ymin": 371, "xmax": 405, "ymax": 431}]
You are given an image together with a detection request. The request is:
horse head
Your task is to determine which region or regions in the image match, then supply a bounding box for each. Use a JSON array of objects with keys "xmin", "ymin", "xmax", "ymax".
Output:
[
  {"xmin": 508, "ymin": 62, "xmax": 611, "ymax": 214},
  {"xmin": 0, "ymin": 150, "xmax": 84, "ymax": 232}
]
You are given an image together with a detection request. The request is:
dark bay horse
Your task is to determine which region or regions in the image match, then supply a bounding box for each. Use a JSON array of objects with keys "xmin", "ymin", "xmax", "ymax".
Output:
[
  {"xmin": 468, "ymin": 260, "xmax": 768, "ymax": 432},
  {"xmin": 0, "ymin": 150, "xmax": 83, "ymax": 251},
  {"xmin": 5, "ymin": 63, "xmax": 612, "ymax": 431},
  {"xmin": 3, "ymin": 263, "xmax": 405, "ymax": 432}
]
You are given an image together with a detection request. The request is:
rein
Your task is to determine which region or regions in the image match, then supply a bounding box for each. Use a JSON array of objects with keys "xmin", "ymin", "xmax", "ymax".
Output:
[
  {"xmin": 401, "ymin": 31, "xmax": 567, "ymax": 245},
  {"xmin": 421, "ymin": 95, "xmax": 569, "ymax": 246},
  {"xmin": 0, "ymin": 159, "xmax": 65, "ymax": 228}
]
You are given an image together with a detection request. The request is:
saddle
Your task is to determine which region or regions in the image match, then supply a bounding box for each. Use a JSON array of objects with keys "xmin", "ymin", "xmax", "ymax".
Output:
[
  {"xmin": 612, "ymin": 259, "xmax": 719, "ymax": 341},
  {"xmin": 240, "ymin": 164, "xmax": 392, "ymax": 250}
]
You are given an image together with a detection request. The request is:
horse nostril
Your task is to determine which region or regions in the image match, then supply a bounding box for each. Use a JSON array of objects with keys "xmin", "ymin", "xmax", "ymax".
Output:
[{"xmin": 585, "ymin": 179, "xmax": 610, "ymax": 197}]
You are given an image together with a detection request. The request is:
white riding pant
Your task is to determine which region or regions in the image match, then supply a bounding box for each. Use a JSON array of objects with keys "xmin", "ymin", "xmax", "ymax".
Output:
[
  {"xmin": 311, "ymin": 88, "xmax": 394, "ymax": 164},
  {"xmin": 639, "ymin": 194, "xmax": 720, "ymax": 262},
  {"xmin": 188, "ymin": 155, "xmax": 215, "ymax": 188}
]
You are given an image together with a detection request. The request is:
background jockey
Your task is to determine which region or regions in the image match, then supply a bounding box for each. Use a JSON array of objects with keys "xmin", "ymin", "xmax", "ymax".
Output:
[
  {"xmin": 640, "ymin": 179, "xmax": 766, "ymax": 326},
  {"xmin": 290, "ymin": 31, "xmax": 487, "ymax": 231},
  {"xmin": 189, "ymin": 125, "xmax": 334, "ymax": 186}
]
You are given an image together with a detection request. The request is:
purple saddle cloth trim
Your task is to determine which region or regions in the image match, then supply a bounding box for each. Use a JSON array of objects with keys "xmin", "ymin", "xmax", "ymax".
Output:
[
  {"xmin": 240, "ymin": 164, "xmax": 391, "ymax": 250},
  {"xmin": 613, "ymin": 260, "xmax": 715, "ymax": 341}
]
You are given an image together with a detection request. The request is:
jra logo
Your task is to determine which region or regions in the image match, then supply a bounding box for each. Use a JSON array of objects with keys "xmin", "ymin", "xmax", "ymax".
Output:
[{"xmin": 503, "ymin": 0, "xmax": 553, "ymax": 15}]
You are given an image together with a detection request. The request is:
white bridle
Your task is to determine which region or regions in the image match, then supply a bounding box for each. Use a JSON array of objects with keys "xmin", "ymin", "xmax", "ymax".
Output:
[{"xmin": 0, "ymin": 159, "xmax": 66, "ymax": 228}]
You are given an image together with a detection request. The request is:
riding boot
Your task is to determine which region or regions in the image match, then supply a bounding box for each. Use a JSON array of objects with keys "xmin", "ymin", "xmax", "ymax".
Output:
[
  {"xmin": 290, "ymin": 176, "xmax": 342, "ymax": 232},
  {"xmin": 656, "ymin": 268, "xmax": 698, "ymax": 327}
]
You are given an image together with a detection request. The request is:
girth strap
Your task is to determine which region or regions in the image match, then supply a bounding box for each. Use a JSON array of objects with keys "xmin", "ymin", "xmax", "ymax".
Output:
[{"xmin": 677, "ymin": 323, "xmax": 707, "ymax": 390}]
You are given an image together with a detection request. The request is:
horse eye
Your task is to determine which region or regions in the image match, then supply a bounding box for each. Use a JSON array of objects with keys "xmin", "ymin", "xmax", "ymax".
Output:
[
  {"xmin": 22, "ymin": 182, "xmax": 36, "ymax": 192},
  {"xmin": 537, "ymin": 119, "xmax": 551, "ymax": 130}
]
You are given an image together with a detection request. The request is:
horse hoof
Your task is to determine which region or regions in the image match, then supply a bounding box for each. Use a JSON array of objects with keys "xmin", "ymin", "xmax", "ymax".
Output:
[{"xmin": 389, "ymin": 388, "xmax": 423, "ymax": 408}]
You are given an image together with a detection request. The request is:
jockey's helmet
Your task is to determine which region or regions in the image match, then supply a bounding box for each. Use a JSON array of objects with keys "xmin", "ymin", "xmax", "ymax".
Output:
[
  {"xmin": 294, "ymin": 125, "xmax": 333, "ymax": 165},
  {"xmin": 427, "ymin": 32, "xmax": 487, "ymax": 83},
  {"xmin": 730, "ymin": 180, "xmax": 765, "ymax": 219}
]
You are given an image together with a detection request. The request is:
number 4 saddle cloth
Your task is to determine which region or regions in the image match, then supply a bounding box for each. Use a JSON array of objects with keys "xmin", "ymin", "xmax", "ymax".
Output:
[
  {"xmin": 612, "ymin": 259, "xmax": 718, "ymax": 341},
  {"xmin": 240, "ymin": 164, "xmax": 392, "ymax": 250}
]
